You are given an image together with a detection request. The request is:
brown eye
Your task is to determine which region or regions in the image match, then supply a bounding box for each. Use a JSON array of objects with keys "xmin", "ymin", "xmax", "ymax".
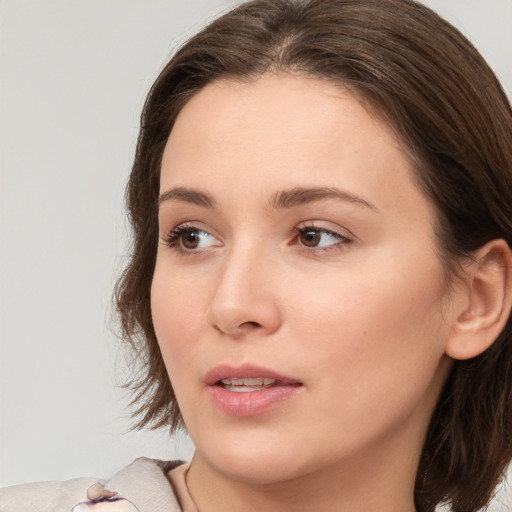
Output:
[
  {"xmin": 296, "ymin": 226, "xmax": 350, "ymax": 250},
  {"xmin": 165, "ymin": 225, "xmax": 221, "ymax": 252},
  {"xmin": 299, "ymin": 229, "xmax": 322, "ymax": 247},
  {"xmin": 181, "ymin": 228, "xmax": 201, "ymax": 249}
]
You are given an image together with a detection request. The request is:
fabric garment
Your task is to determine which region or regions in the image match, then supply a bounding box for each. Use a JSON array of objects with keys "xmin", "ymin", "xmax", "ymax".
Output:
[
  {"xmin": 167, "ymin": 462, "xmax": 197, "ymax": 512},
  {"xmin": 0, "ymin": 457, "xmax": 196, "ymax": 512}
]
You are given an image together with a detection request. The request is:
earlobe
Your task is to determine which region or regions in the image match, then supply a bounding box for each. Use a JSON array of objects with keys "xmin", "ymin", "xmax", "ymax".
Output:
[{"xmin": 445, "ymin": 239, "xmax": 512, "ymax": 361}]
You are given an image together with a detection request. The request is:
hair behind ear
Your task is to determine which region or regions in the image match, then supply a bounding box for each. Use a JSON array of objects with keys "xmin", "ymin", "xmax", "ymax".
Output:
[
  {"xmin": 418, "ymin": 313, "xmax": 512, "ymax": 511},
  {"xmin": 416, "ymin": 240, "xmax": 512, "ymax": 512}
]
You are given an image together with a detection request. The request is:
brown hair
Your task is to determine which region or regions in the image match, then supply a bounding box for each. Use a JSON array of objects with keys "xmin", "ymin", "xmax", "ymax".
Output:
[{"xmin": 115, "ymin": 1, "xmax": 512, "ymax": 510}]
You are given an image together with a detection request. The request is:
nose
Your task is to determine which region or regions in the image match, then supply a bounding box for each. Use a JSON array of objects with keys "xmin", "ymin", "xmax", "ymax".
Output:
[{"xmin": 206, "ymin": 244, "xmax": 282, "ymax": 337}]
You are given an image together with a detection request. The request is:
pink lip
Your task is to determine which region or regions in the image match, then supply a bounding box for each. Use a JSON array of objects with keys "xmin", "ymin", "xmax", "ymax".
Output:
[{"xmin": 205, "ymin": 363, "xmax": 303, "ymax": 417}]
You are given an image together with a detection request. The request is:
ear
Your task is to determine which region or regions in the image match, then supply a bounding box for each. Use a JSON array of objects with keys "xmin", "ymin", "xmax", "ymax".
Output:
[{"xmin": 445, "ymin": 239, "xmax": 512, "ymax": 360}]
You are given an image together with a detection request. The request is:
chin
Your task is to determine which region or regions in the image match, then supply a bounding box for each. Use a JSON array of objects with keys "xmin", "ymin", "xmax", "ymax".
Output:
[{"xmin": 194, "ymin": 428, "xmax": 318, "ymax": 485}]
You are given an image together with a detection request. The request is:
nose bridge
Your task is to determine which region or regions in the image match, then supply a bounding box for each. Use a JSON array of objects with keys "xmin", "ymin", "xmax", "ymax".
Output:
[{"xmin": 207, "ymin": 235, "xmax": 281, "ymax": 335}]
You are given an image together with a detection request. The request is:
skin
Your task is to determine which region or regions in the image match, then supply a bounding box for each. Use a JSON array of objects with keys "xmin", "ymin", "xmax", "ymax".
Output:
[{"xmin": 151, "ymin": 74, "xmax": 457, "ymax": 512}]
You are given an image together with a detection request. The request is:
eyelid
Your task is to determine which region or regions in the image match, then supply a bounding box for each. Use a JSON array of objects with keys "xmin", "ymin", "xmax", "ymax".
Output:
[{"xmin": 295, "ymin": 220, "xmax": 354, "ymax": 240}]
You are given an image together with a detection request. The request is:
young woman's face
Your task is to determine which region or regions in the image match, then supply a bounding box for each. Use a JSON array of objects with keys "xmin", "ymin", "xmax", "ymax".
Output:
[{"xmin": 152, "ymin": 75, "xmax": 454, "ymax": 486}]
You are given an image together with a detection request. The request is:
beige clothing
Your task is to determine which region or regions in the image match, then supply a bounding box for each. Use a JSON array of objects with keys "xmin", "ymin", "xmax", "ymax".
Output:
[
  {"xmin": 0, "ymin": 458, "xmax": 187, "ymax": 512},
  {"xmin": 167, "ymin": 462, "xmax": 198, "ymax": 512}
]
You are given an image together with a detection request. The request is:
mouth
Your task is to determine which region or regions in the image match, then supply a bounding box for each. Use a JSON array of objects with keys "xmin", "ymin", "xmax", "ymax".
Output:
[{"xmin": 205, "ymin": 364, "xmax": 303, "ymax": 416}]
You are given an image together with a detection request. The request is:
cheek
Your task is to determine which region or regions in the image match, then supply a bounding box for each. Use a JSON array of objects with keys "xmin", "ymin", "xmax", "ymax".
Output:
[
  {"xmin": 291, "ymin": 258, "xmax": 445, "ymax": 340},
  {"xmin": 286, "ymin": 256, "xmax": 449, "ymax": 406},
  {"xmin": 150, "ymin": 266, "xmax": 208, "ymax": 374}
]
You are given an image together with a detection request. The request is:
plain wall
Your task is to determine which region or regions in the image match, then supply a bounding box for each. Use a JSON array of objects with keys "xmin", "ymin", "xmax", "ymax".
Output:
[
  {"xmin": 0, "ymin": 0, "xmax": 236, "ymax": 486},
  {"xmin": 1, "ymin": 2, "xmax": 511, "ymax": 507}
]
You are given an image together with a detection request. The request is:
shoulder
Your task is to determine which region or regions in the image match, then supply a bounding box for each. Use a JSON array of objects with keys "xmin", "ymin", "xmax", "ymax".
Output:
[{"xmin": 0, "ymin": 457, "xmax": 184, "ymax": 512}]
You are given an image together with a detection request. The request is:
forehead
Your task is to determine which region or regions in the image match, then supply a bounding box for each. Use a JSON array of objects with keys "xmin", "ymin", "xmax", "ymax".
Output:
[
  {"xmin": 167, "ymin": 74, "xmax": 397, "ymax": 158},
  {"xmin": 160, "ymin": 74, "xmax": 422, "ymax": 215}
]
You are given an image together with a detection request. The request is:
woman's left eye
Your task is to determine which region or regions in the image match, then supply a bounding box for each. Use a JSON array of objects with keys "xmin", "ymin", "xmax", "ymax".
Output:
[{"xmin": 295, "ymin": 226, "xmax": 351, "ymax": 249}]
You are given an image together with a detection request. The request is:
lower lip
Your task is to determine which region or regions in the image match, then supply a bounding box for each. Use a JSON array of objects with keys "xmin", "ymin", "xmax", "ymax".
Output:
[{"xmin": 208, "ymin": 384, "xmax": 303, "ymax": 417}]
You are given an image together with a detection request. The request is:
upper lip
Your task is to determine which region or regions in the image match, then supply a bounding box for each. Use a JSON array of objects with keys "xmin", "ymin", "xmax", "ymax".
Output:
[{"xmin": 204, "ymin": 363, "xmax": 302, "ymax": 386}]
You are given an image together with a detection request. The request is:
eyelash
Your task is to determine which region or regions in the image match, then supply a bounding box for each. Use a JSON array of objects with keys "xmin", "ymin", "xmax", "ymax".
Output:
[
  {"xmin": 163, "ymin": 223, "xmax": 352, "ymax": 254},
  {"xmin": 165, "ymin": 225, "xmax": 192, "ymax": 245},
  {"xmin": 164, "ymin": 224, "xmax": 215, "ymax": 251},
  {"xmin": 294, "ymin": 225, "xmax": 352, "ymax": 253}
]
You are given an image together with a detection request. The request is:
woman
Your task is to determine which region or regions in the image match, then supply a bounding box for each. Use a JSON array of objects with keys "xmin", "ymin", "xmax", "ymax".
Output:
[{"xmin": 2, "ymin": 0, "xmax": 512, "ymax": 511}]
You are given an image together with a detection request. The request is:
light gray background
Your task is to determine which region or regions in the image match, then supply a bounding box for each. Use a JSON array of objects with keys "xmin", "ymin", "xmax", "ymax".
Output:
[{"xmin": 1, "ymin": 1, "xmax": 511, "ymax": 508}]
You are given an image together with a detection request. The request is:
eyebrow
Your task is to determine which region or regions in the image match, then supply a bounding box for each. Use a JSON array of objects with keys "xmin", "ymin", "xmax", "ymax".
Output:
[
  {"xmin": 158, "ymin": 185, "xmax": 377, "ymax": 212},
  {"xmin": 159, "ymin": 187, "xmax": 215, "ymax": 208},
  {"xmin": 270, "ymin": 187, "xmax": 377, "ymax": 211}
]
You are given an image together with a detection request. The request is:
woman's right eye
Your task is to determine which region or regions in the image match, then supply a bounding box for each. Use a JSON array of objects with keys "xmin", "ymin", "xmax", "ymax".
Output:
[{"xmin": 164, "ymin": 225, "xmax": 221, "ymax": 252}]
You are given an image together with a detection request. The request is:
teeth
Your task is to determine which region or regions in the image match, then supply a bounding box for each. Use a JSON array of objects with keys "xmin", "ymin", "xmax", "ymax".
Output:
[
  {"xmin": 243, "ymin": 377, "xmax": 263, "ymax": 386},
  {"xmin": 220, "ymin": 377, "xmax": 277, "ymax": 389},
  {"xmin": 228, "ymin": 378, "xmax": 246, "ymax": 386}
]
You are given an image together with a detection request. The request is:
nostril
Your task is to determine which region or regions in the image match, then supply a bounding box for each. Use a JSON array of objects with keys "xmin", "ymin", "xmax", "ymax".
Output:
[
  {"xmin": 212, "ymin": 319, "xmax": 262, "ymax": 335},
  {"xmin": 242, "ymin": 321, "xmax": 261, "ymax": 328}
]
